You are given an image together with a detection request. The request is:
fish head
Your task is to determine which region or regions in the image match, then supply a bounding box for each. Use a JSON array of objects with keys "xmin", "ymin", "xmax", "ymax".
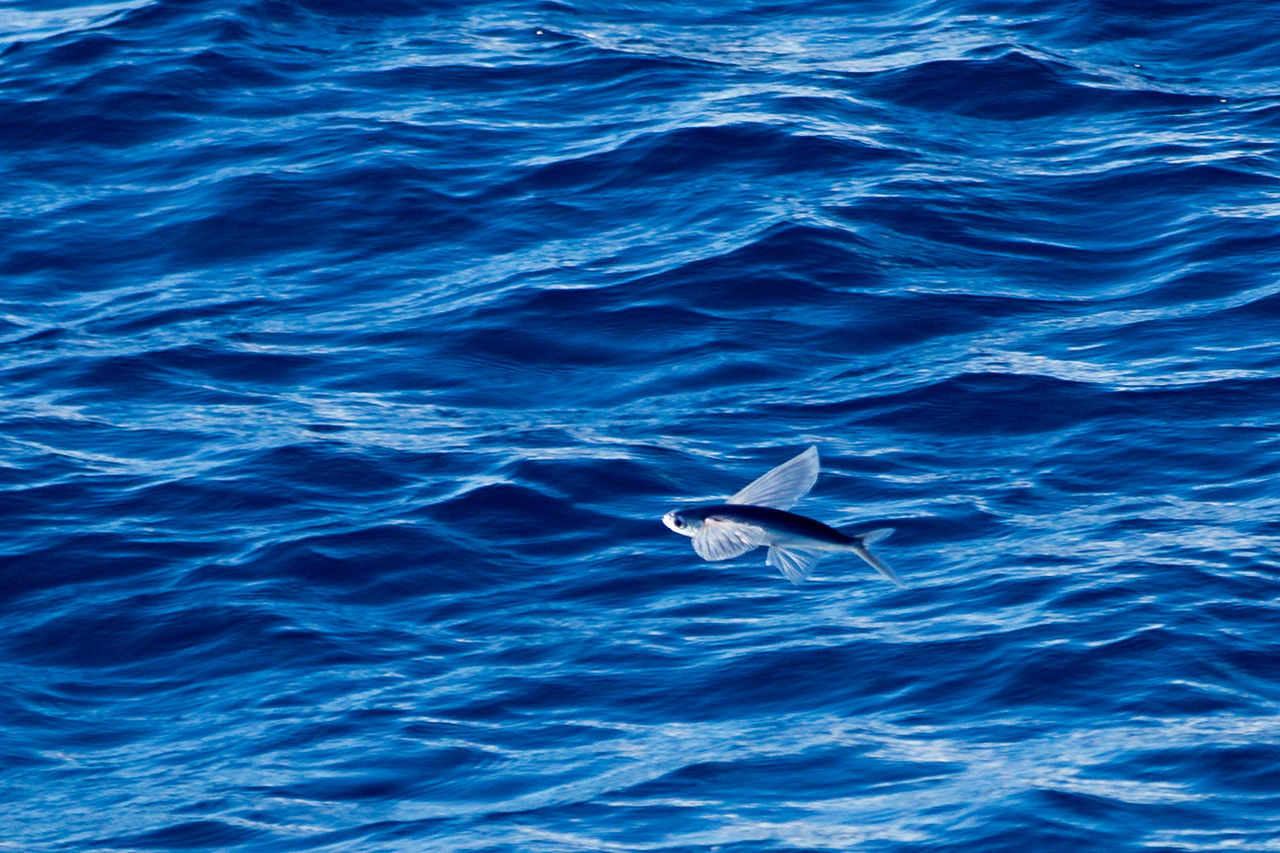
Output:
[{"xmin": 662, "ymin": 509, "xmax": 699, "ymax": 538}]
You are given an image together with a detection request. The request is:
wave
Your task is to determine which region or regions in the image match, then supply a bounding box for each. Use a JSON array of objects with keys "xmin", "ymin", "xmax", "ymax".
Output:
[{"xmin": 4, "ymin": 0, "xmax": 1280, "ymax": 849}]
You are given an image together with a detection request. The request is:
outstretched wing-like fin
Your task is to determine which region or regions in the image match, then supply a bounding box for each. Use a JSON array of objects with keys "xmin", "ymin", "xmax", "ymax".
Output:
[
  {"xmin": 728, "ymin": 446, "xmax": 819, "ymax": 510},
  {"xmin": 692, "ymin": 517, "xmax": 767, "ymax": 561}
]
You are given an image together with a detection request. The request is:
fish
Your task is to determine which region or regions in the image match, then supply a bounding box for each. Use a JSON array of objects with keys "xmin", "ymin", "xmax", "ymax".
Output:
[{"xmin": 661, "ymin": 446, "xmax": 904, "ymax": 586}]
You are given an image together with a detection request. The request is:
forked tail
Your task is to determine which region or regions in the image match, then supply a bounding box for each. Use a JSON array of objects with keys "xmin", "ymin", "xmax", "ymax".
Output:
[{"xmin": 849, "ymin": 527, "xmax": 905, "ymax": 588}]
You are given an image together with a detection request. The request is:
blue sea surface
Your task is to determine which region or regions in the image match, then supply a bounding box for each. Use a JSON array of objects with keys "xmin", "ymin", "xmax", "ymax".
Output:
[{"xmin": 4, "ymin": 0, "xmax": 1280, "ymax": 850}]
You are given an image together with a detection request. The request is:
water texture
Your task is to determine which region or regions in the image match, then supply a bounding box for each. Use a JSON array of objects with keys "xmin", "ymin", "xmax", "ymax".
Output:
[{"xmin": 3, "ymin": 0, "xmax": 1280, "ymax": 850}]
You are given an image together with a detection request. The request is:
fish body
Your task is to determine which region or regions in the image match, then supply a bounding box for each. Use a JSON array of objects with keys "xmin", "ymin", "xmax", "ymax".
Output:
[
  {"xmin": 662, "ymin": 446, "xmax": 903, "ymax": 586},
  {"xmin": 669, "ymin": 504, "xmax": 854, "ymax": 549}
]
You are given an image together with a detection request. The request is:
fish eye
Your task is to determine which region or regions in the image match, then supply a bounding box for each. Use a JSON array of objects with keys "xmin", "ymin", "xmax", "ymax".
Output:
[{"xmin": 673, "ymin": 517, "xmax": 685, "ymax": 528}]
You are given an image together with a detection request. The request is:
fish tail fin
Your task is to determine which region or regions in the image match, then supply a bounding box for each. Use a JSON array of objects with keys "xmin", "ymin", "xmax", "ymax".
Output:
[{"xmin": 848, "ymin": 528, "xmax": 905, "ymax": 588}]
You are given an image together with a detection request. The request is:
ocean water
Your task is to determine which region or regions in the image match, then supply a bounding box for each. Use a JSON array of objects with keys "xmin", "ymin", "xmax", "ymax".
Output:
[{"xmin": 3, "ymin": 0, "xmax": 1280, "ymax": 850}]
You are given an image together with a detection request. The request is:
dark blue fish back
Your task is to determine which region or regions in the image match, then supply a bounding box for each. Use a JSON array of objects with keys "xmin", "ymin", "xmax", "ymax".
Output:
[{"xmin": 3, "ymin": 0, "xmax": 1279, "ymax": 850}]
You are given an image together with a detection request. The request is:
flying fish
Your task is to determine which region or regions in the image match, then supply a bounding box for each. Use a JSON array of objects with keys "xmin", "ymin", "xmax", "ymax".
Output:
[{"xmin": 662, "ymin": 446, "xmax": 903, "ymax": 586}]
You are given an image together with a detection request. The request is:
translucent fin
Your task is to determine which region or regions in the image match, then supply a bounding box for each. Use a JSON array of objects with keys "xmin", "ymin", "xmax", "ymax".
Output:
[
  {"xmin": 692, "ymin": 517, "xmax": 767, "ymax": 562},
  {"xmin": 851, "ymin": 542, "xmax": 905, "ymax": 588},
  {"xmin": 728, "ymin": 446, "xmax": 819, "ymax": 510},
  {"xmin": 767, "ymin": 546, "xmax": 824, "ymax": 584},
  {"xmin": 856, "ymin": 527, "xmax": 894, "ymax": 546}
]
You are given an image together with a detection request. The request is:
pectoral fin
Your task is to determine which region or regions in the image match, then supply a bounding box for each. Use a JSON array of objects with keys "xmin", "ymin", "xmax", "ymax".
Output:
[
  {"xmin": 767, "ymin": 546, "xmax": 824, "ymax": 584},
  {"xmin": 692, "ymin": 517, "xmax": 767, "ymax": 561},
  {"xmin": 727, "ymin": 446, "xmax": 818, "ymax": 510}
]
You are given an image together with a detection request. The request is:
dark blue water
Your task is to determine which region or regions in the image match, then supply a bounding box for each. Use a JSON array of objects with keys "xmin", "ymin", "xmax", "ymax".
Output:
[{"xmin": 4, "ymin": 0, "xmax": 1280, "ymax": 849}]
